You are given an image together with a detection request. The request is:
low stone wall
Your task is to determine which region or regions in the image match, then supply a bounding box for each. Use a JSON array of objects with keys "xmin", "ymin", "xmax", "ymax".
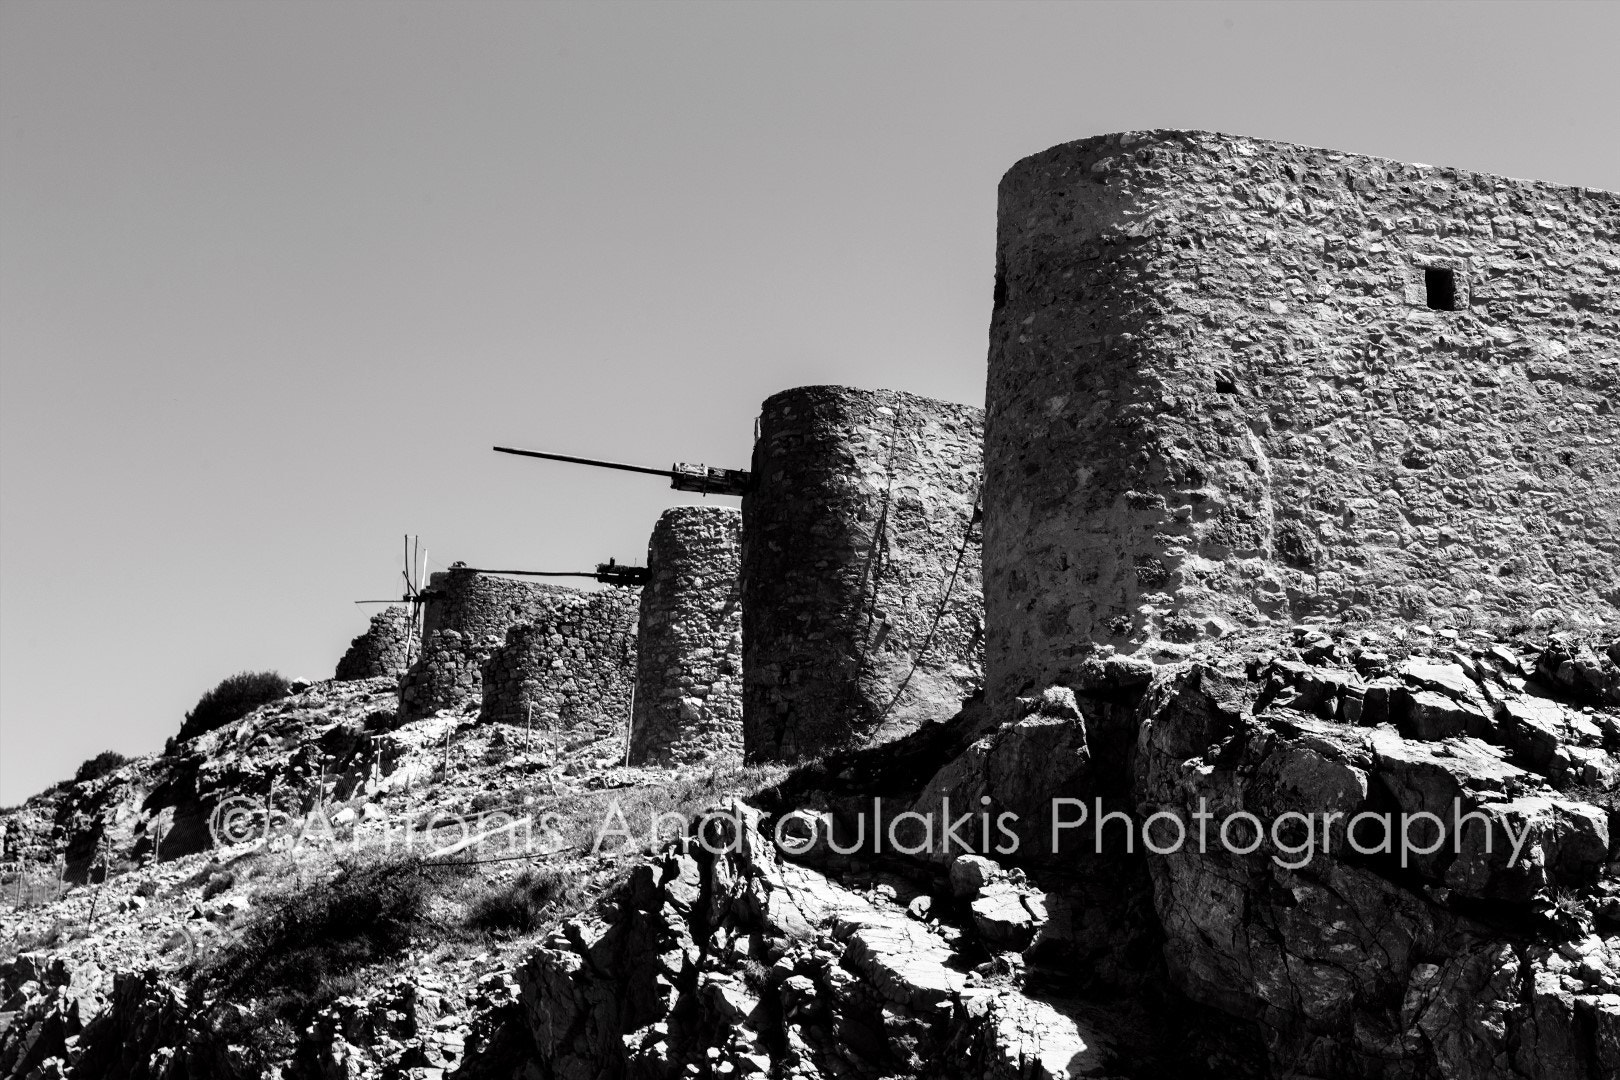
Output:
[
  {"xmin": 480, "ymin": 587, "xmax": 641, "ymax": 733},
  {"xmin": 399, "ymin": 629, "xmax": 493, "ymax": 718},
  {"xmin": 742, "ymin": 385, "xmax": 985, "ymax": 763},
  {"xmin": 629, "ymin": 506, "xmax": 744, "ymax": 766},
  {"xmin": 334, "ymin": 606, "xmax": 414, "ymax": 681},
  {"xmin": 399, "ymin": 570, "xmax": 580, "ymax": 719}
]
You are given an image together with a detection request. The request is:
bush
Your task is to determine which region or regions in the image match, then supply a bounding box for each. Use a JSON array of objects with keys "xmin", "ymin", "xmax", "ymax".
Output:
[
  {"xmin": 177, "ymin": 671, "xmax": 291, "ymax": 742},
  {"xmin": 191, "ymin": 854, "xmax": 461, "ymax": 1070},
  {"xmin": 201, "ymin": 869, "xmax": 236, "ymax": 900},
  {"xmin": 466, "ymin": 867, "xmax": 585, "ymax": 936},
  {"xmin": 199, "ymin": 855, "xmax": 430, "ymax": 1023},
  {"xmin": 74, "ymin": 750, "xmax": 130, "ymax": 783}
]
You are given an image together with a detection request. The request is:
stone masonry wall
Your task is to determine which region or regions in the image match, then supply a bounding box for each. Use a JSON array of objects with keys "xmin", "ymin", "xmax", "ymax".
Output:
[
  {"xmin": 399, "ymin": 569, "xmax": 580, "ymax": 719},
  {"xmin": 742, "ymin": 385, "xmax": 984, "ymax": 762},
  {"xmin": 629, "ymin": 505, "xmax": 743, "ymax": 766},
  {"xmin": 985, "ymin": 129, "xmax": 1620, "ymax": 709},
  {"xmin": 334, "ymin": 605, "xmax": 414, "ymax": 681},
  {"xmin": 479, "ymin": 587, "xmax": 640, "ymax": 733}
]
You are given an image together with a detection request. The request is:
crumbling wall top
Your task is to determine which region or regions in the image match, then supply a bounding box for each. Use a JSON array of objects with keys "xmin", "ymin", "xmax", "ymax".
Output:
[
  {"xmin": 335, "ymin": 605, "xmax": 413, "ymax": 681},
  {"xmin": 419, "ymin": 567, "xmax": 577, "ymax": 645}
]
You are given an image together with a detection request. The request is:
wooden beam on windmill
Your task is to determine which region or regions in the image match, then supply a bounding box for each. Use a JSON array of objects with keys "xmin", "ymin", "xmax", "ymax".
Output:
[
  {"xmin": 446, "ymin": 560, "xmax": 650, "ymax": 588},
  {"xmin": 492, "ymin": 446, "xmax": 750, "ymax": 497}
]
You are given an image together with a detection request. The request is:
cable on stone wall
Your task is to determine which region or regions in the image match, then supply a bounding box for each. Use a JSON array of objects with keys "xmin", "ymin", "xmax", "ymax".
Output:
[
  {"xmin": 855, "ymin": 408, "xmax": 904, "ymax": 673},
  {"xmin": 870, "ymin": 478, "xmax": 982, "ymax": 728}
]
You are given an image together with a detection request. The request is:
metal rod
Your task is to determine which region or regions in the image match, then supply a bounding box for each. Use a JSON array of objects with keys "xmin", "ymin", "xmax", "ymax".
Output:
[
  {"xmin": 454, "ymin": 569, "xmax": 604, "ymax": 578},
  {"xmin": 623, "ymin": 681, "xmax": 636, "ymax": 767},
  {"xmin": 493, "ymin": 445, "xmax": 672, "ymax": 478}
]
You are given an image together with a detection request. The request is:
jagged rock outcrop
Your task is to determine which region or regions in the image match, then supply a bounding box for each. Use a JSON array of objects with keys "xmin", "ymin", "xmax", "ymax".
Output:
[
  {"xmin": 6, "ymin": 628, "xmax": 1615, "ymax": 1079},
  {"xmin": 1132, "ymin": 630, "xmax": 1620, "ymax": 1077},
  {"xmin": 517, "ymin": 627, "xmax": 1620, "ymax": 1080},
  {"xmin": 521, "ymin": 799, "xmax": 1143, "ymax": 1079}
]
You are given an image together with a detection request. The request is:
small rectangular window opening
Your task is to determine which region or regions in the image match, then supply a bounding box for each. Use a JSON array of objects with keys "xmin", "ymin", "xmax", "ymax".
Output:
[{"xmin": 1424, "ymin": 267, "xmax": 1457, "ymax": 311}]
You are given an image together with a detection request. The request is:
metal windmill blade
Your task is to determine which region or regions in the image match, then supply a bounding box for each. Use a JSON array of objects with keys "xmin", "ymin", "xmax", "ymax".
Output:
[{"xmin": 353, "ymin": 534, "xmax": 429, "ymax": 670}]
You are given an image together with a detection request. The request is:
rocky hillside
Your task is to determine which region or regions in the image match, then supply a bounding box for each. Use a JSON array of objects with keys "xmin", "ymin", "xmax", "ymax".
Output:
[
  {"xmin": 3, "ymin": 625, "xmax": 1618, "ymax": 1079},
  {"xmin": 521, "ymin": 626, "xmax": 1620, "ymax": 1080},
  {"xmin": 0, "ymin": 674, "xmax": 783, "ymax": 1079}
]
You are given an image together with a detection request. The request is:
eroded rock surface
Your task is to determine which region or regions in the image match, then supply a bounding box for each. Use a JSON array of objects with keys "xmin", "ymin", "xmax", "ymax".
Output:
[{"xmin": 518, "ymin": 625, "xmax": 1620, "ymax": 1080}]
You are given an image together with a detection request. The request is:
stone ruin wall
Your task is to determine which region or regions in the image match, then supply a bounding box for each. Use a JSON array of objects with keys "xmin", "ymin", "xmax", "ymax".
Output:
[
  {"xmin": 629, "ymin": 505, "xmax": 743, "ymax": 766},
  {"xmin": 742, "ymin": 385, "xmax": 985, "ymax": 762},
  {"xmin": 399, "ymin": 569, "xmax": 581, "ymax": 719},
  {"xmin": 985, "ymin": 129, "xmax": 1620, "ymax": 709},
  {"xmin": 334, "ymin": 605, "xmax": 414, "ymax": 681},
  {"xmin": 480, "ymin": 587, "xmax": 640, "ymax": 733}
]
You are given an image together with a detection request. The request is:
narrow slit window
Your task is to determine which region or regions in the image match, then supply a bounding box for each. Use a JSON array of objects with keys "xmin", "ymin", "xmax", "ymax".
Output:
[{"xmin": 1424, "ymin": 267, "xmax": 1457, "ymax": 311}]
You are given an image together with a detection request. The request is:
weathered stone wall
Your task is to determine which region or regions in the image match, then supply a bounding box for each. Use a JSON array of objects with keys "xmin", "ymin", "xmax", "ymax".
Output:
[
  {"xmin": 985, "ymin": 129, "xmax": 1620, "ymax": 709},
  {"xmin": 399, "ymin": 629, "xmax": 495, "ymax": 719},
  {"xmin": 418, "ymin": 565, "xmax": 576, "ymax": 644},
  {"xmin": 742, "ymin": 385, "xmax": 984, "ymax": 762},
  {"xmin": 629, "ymin": 505, "xmax": 743, "ymax": 766},
  {"xmin": 480, "ymin": 587, "xmax": 640, "ymax": 732},
  {"xmin": 399, "ymin": 569, "xmax": 579, "ymax": 718},
  {"xmin": 334, "ymin": 605, "xmax": 414, "ymax": 681}
]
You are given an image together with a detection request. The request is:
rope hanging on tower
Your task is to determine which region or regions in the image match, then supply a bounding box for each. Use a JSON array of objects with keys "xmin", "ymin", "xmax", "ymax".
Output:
[{"xmin": 870, "ymin": 478, "xmax": 983, "ymax": 727}]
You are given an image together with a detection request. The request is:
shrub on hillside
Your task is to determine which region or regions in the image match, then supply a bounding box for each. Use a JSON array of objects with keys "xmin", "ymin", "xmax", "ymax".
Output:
[
  {"xmin": 176, "ymin": 671, "xmax": 291, "ymax": 742},
  {"xmin": 466, "ymin": 868, "xmax": 585, "ymax": 936},
  {"xmin": 210, "ymin": 856, "xmax": 429, "ymax": 999},
  {"xmin": 196, "ymin": 855, "xmax": 433, "ymax": 1066},
  {"xmin": 74, "ymin": 750, "xmax": 130, "ymax": 783}
]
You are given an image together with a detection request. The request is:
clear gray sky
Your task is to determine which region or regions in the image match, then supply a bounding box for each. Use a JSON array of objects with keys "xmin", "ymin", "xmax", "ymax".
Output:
[{"xmin": 2, "ymin": 2, "xmax": 1616, "ymax": 803}]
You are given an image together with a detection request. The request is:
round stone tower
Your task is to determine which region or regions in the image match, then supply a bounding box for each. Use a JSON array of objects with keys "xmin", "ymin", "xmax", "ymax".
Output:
[
  {"xmin": 629, "ymin": 505, "xmax": 744, "ymax": 766},
  {"xmin": 741, "ymin": 385, "xmax": 984, "ymax": 763},
  {"xmin": 983, "ymin": 130, "xmax": 1620, "ymax": 710}
]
